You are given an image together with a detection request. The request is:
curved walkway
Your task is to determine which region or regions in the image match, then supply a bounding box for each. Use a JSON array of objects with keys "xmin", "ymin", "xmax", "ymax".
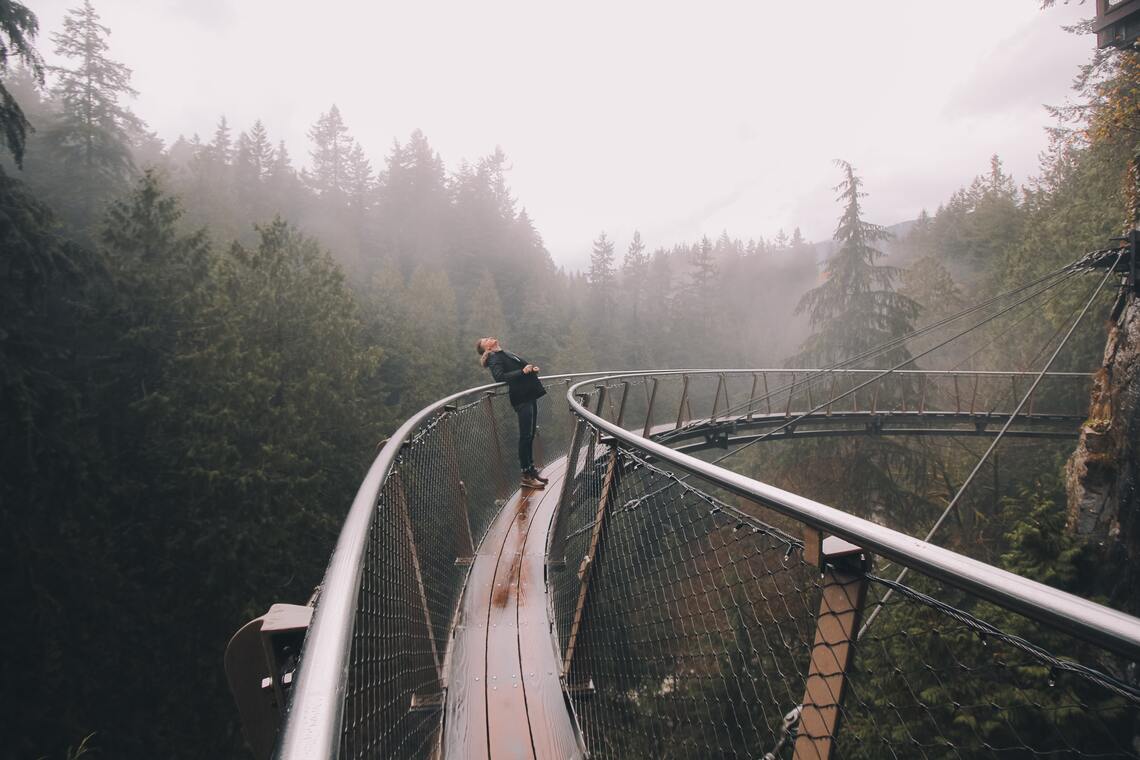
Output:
[{"xmin": 442, "ymin": 458, "xmax": 583, "ymax": 760}]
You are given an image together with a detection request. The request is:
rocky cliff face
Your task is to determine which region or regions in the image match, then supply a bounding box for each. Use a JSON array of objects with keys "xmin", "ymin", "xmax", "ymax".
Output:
[{"xmin": 1067, "ymin": 289, "xmax": 1140, "ymax": 605}]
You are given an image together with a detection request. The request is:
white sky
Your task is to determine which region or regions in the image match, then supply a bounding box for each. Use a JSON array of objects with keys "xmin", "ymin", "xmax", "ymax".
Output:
[{"xmin": 31, "ymin": 0, "xmax": 1093, "ymax": 269}]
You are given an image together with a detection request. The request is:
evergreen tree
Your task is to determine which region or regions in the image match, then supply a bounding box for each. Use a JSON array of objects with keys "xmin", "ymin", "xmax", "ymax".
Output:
[
  {"xmin": 588, "ymin": 231, "xmax": 616, "ymax": 318},
  {"xmin": 685, "ymin": 235, "xmax": 719, "ymax": 344},
  {"xmin": 554, "ymin": 314, "xmax": 596, "ymax": 372},
  {"xmin": 306, "ymin": 104, "xmax": 352, "ymax": 198},
  {"xmin": 265, "ymin": 138, "xmax": 302, "ymax": 219},
  {"xmin": 689, "ymin": 235, "xmax": 717, "ymax": 292},
  {"xmin": 402, "ymin": 265, "xmax": 461, "ymax": 409},
  {"xmin": 42, "ymin": 0, "xmax": 140, "ymax": 229},
  {"xmin": 246, "ymin": 119, "xmax": 273, "ymax": 179},
  {"xmin": 795, "ymin": 160, "xmax": 918, "ymax": 366},
  {"xmin": 622, "ymin": 229, "xmax": 649, "ymax": 322},
  {"xmin": 378, "ymin": 130, "xmax": 450, "ymax": 274},
  {"xmin": 48, "ymin": 1, "xmax": 138, "ymax": 170},
  {"xmin": 0, "ymin": 1, "xmax": 45, "ymax": 167}
]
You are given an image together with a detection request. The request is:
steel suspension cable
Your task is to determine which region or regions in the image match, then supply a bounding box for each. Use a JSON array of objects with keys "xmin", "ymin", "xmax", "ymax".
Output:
[
  {"xmin": 618, "ymin": 268, "xmax": 1083, "ymax": 510},
  {"xmin": 657, "ymin": 263, "xmax": 1080, "ymax": 443},
  {"xmin": 701, "ymin": 268, "xmax": 1084, "ymax": 468},
  {"xmin": 687, "ymin": 245, "xmax": 1120, "ymax": 437},
  {"xmin": 857, "ymin": 252, "xmax": 1122, "ymax": 636},
  {"xmin": 947, "ymin": 280, "xmax": 1077, "ymax": 375}
]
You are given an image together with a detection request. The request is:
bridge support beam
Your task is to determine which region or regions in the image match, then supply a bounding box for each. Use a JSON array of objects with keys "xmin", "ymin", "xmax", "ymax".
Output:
[
  {"xmin": 794, "ymin": 535, "xmax": 871, "ymax": 760},
  {"xmin": 562, "ymin": 447, "xmax": 620, "ymax": 681},
  {"xmin": 642, "ymin": 378, "xmax": 659, "ymax": 437}
]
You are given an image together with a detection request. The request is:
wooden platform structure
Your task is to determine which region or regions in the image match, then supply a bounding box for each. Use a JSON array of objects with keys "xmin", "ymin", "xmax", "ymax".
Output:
[{"xmin": 442, "ymin": 458, "xmax": 583, "ymax": 760}]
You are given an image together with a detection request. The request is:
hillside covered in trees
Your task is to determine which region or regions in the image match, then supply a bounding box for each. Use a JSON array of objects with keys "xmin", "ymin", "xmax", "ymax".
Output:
[{"xmin": 3, "ymin": 2, "xmax": 1139, "ymax": 758}]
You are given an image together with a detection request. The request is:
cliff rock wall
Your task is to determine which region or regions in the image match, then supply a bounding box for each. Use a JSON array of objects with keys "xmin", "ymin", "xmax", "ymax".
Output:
[{"xmin": 1067, "ymin": 289, "xmax": 1140, "ymax": 605}]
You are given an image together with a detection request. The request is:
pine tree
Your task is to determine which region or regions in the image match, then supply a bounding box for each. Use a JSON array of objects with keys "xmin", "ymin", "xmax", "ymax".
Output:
[
  {"xmin": 247, "ymin": 119, "xmax": 273, "ymax": 178},
  {"xmin": 402, "ymin": 265, "xmax": 460, "ymax": 408},
  {"xmin": 0, "ymin": 1, "xmax": 45, "ymax": 167},
  {"xmin": 689, "ymin": 235, "xmax": 717, "ymax": 291},
  {"xmin": 306, "ymin": 104, "xmax": 352, "ymax": 198},
  {"xmin": 264, "ymin": 139, "xmax": 302, "ymax": 220},
  {"xmin": 48, "ymin": 0, "xmax": 138, "ymax": 171},
  {"xmin": 378, "ymin": 130, "xmax": 449, "ymax": 270},
  {"xmin": 43, "ymin": 0, "xmax": 140, "ymax": 228},
  {"xmin": 622, "ymin": 230, "xmax": 649, "ymax": 322},
  {"xmin": 795, "ymin": 160, "xmax": 918, "ymax": 366},
  {"xmin": 588, "ymin": 231, "xmax": 616, "ymax": 317},
  {"xmin": 554, "ymin": 315, "xmax": 596, "ymax": 372},
  {"xmin": 345, "ymin": 140, "xmax": 374, "ymax": 214}
]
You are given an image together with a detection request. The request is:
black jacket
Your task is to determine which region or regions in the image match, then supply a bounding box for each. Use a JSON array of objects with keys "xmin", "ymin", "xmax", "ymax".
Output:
[{"xmin": 485, "ymin": 349, "xmax": 547, "ymax": 408}]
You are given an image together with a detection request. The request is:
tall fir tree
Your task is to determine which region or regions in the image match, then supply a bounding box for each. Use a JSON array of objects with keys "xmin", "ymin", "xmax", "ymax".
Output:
[
  {"xmin": 795, "ymin": 160, "xmax": 918, "ymax": 366},
  {"xmin": 306, "ymin": 104, "xmax": 352, "ymax": 198},
  {"xmin": 39, "ymin": 0, "xmax": 140, "ymax": 231},
  {"xmin": 588, "ymin": 231, "xmax": 616, "ymax": 318}
]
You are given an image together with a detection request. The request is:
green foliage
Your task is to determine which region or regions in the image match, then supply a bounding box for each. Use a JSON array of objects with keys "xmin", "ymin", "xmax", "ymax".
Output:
[
  {"xmin": 6, "ymin": 6, "xmax": 1140, "ymax": 757},
  {"xmin": 0, "ymin": 0, "xmax": 44, "ymax": 166}
]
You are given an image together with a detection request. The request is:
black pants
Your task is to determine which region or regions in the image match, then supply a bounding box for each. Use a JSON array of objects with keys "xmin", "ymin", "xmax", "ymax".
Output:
[{"xmin": 515, "ymin": 399, "xmax": 538, "ymax": 472}]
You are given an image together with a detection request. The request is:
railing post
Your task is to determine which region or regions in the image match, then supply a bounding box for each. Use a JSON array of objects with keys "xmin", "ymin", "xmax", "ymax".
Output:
[
  {"xmin": 794, "ymin": 536, "xmax": 872, "ymax": 760},
  {"xmin": 786, "ymin": 372, "xmax": 796, "ymax": 418},
  {"xmin": 825, "ymin": 374, "xmax": 836, "ymax": 417},
  {"xmin": 642, "ymin": 378, "xmax": 659, "ymax": 437},
  {"xmin": 615, "ymin": 381, "xmax": 631, "ymax": 428},
  {"xmin": 584, "ymin": 386, "xmax": 607, "ymax": 472},
  {"xmin": 441, "ymin": 408, "xmax": 475, "ymax": 563},
  {"xmin": 763, "ymin": 372, "xmax": 772, "ymax": 415},
  {"xmin": 481, "ymin": 391, "xmax": 511, "ymax": 497},
  {"xmin": 954, "ymin": 374, "xmax": 961, "ymax": 415},
  {"xmin": 676, "ymin": 374, "xmax": 690, "ymax": 430},
  {"xmin": 919, "ymin": 374, "xmax": 927, "ymax": 415},
  {"xmin": 563, "ymin": 446, "xmax": 621, "ymax": 681},
  {"xmin": 747, "ymin": 373, "xmax": 759, "ymax": 421},
  {"xmin": 711, "ymin": 372, "xmax": 728, "ymax": 422}
]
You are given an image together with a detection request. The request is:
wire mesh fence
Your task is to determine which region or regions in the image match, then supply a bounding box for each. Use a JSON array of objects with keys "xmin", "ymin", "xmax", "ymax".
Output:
[
  {"xmin": 549, "ymin": 445, "xmax": 820, "ymax": 758},
  {"xmin": 284, "ymin": 367, "xmax": 1127, "ymax": 760},
  {"xmin": 833, "ymin": 574, "xmax": 1140, "ymax": 759},
  {"xmin": 332, "ymin": 375, "xmax": 591, "ymax": 759},
  {"xmin": 552, "ymin": 373, "xmax": 1140, "ymax": 760}
]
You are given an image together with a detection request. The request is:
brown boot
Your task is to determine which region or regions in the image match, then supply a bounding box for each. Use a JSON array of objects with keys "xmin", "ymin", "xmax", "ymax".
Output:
[
  {"xmin": 520, "ymin": 473, "xmax": 546, "ymax": 489},
  {"xmin": 526, "ymin": 467, "xmax": 549, "ymax": 484}
]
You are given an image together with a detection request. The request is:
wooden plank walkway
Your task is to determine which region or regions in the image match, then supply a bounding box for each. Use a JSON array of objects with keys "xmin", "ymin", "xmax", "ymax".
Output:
[{"xmin": 442, "ymin": 458, "xmax": 584, "ymax": 760}]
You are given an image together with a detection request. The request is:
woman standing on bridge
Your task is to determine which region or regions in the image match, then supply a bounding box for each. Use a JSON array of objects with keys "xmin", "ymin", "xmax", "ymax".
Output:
[{"xmin": 476, "ymin": 337, "xmax": 549, "ymax": 489}]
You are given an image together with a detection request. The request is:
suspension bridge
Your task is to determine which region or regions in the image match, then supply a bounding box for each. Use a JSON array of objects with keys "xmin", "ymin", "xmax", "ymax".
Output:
[{"xmin": 229, "ymin": 247, "xmax": 1140, "ymax": 758}]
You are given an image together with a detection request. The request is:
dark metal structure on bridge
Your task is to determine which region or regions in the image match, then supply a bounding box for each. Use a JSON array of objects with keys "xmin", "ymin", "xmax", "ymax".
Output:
[{"xmin": 1097, "ymin": 0, "xmax": 1140, "ymax": 48}]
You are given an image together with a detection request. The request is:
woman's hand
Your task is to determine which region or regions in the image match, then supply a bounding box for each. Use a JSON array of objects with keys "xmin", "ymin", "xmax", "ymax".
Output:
[{"xmin": 524, "ymin": 364, "xmax": 541, "ymax": 374}]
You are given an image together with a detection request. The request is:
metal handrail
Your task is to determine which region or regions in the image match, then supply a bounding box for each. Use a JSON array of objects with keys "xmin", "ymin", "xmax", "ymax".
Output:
[
  {"xmin": 567, "ymin": 372, "xmax": 1140, "ymax": 662},
  {"xmin": 275, "ymin": 371, "xmax": 618, "ymax": 760}
]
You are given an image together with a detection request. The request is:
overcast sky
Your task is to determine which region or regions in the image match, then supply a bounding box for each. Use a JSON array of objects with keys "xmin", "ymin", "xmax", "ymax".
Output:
[{"xmin": 31, "ymin": 1, "xmax": 1093, "ymax": 269}]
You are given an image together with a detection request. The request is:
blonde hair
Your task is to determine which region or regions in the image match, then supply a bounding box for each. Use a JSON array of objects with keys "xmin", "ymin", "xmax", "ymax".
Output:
[{"xmin": 476, "ymin": 338, "xmax": 491, "ymax": 367}]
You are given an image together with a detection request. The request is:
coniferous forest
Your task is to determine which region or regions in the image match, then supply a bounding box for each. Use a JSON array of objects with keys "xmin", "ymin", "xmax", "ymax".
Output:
[{"xmin": 4, "ymin": 2, "xmax": 1140, "ymax": 758}]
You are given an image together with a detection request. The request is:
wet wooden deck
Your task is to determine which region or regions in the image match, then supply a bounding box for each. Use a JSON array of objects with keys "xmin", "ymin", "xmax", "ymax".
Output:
[{"xmin": 442, "ymin": 458, "xmax": 583, "ymax": 760}]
